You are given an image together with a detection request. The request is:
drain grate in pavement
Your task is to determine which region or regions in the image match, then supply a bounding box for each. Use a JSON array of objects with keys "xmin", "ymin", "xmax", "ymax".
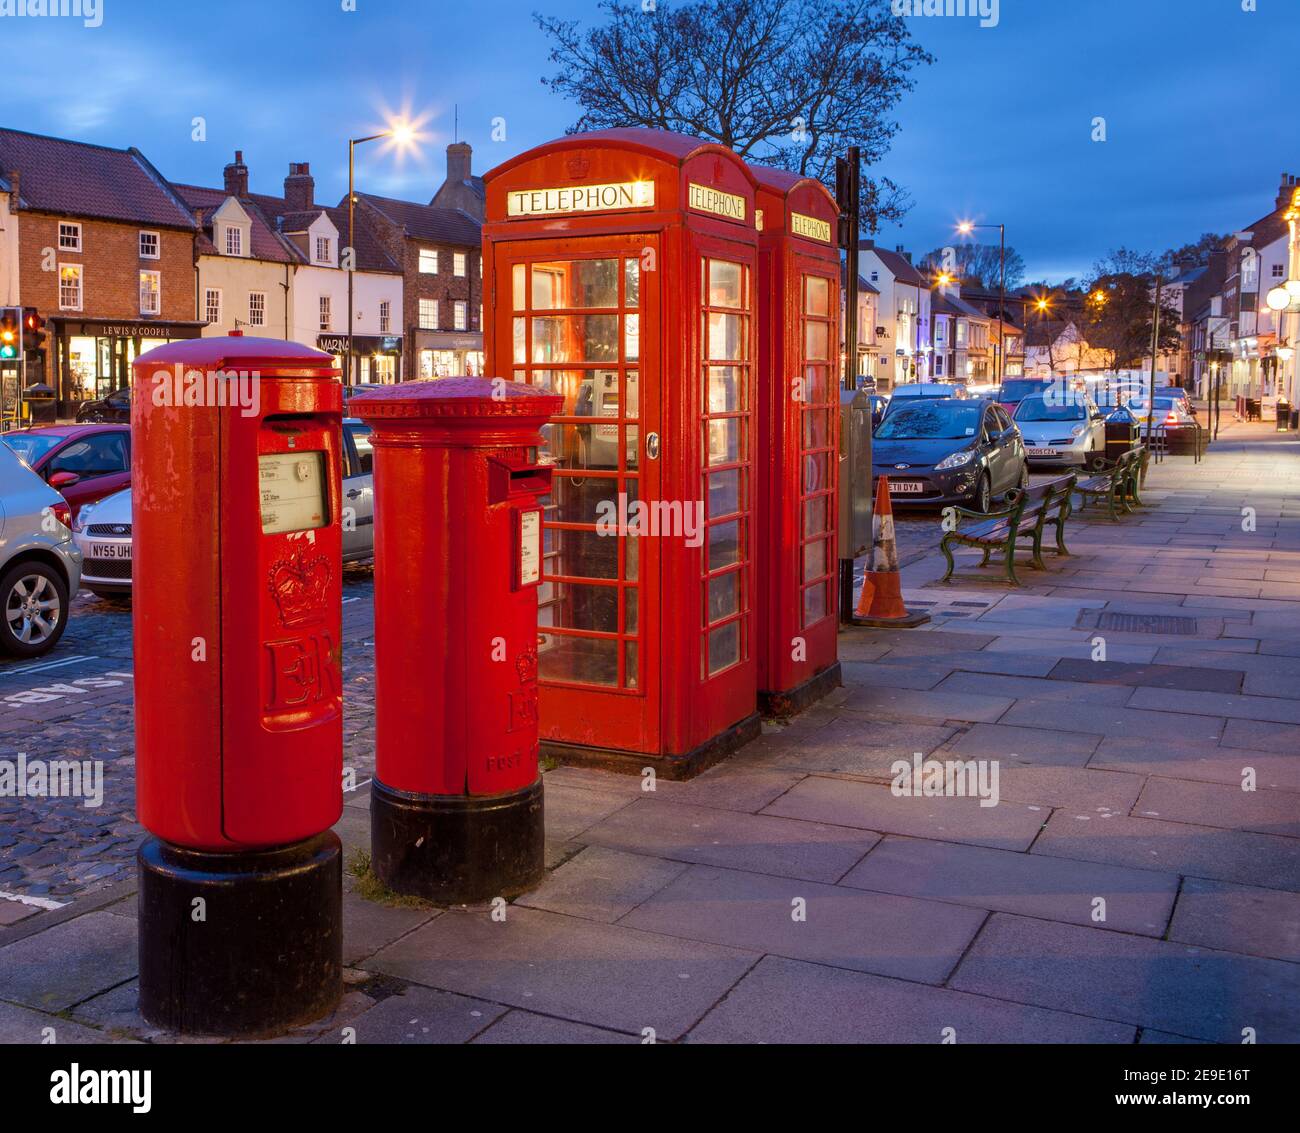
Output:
[{"xmin": 1082, "ymin": 611, "xmax": 1199, "ymax": 635}]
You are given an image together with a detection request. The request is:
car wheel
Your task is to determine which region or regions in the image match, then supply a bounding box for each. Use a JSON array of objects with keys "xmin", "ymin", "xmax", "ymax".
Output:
[
  {"xmin": 971, "ymin": 472, "xmax": 993, "ymax": 514},
  {"xmin": 0, "ymin": 561, "xmax": 70, "ymax": 658}
]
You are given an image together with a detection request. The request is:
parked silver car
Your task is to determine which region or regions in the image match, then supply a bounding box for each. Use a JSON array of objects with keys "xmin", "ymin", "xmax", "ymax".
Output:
[
  {"xmin": 0, "ymin": 437, "xmax": 83, "ymax": 657},
  {"xmin": 1012, "ymin": 392, "xmax": 1107, "ymax": 470},
  {"xmin": 70, "ymin": 419, "xmax": 375, "ymax": 599}
]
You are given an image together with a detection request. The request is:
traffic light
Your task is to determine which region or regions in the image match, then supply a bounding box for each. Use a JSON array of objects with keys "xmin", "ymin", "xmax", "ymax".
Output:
[
  {"xmin": 22, "ymin": 308, "xmax": 45, "ymax": 354},
  {"xmin": 0, "ymin": 308, "xmax": 19, "ymax": 360}
]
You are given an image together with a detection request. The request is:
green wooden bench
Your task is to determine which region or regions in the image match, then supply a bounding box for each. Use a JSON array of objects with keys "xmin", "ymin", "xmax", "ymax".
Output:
[
  {"xmin": 1075, "ymin": 446, "xmax": 1144, "ymax": 521},
  {"xmin": 940, "ymin": 474, "xmax": 1077, "ymax": 588}
]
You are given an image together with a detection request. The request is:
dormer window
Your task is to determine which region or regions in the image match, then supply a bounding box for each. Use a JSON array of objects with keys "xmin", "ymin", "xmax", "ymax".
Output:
[
  {"xmin": 225, "ymin": 225, "xmax": 243, "ymax": 257},
  {"xmin": 316, "ymin": 236, "xmax": 332, "ymax": 264}
]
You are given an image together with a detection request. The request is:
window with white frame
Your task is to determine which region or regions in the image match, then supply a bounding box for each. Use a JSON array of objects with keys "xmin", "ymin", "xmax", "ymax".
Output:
[
  {"xmin": 139, "ymin": 231, "xmax": 160, "ymax": 259},
  {"xmin": 419, "ymin": 298, "xmax": 438, "ymax": 329},
  {"xmin": 934, "ymin": 354, "xmax": 944, "ymax": 376},
  {"xmin": 1273, "ymin": 263, "xmax": 1285, "ymax": 279},
  {"xmin": 379, "ymin": 300, "xmax": 391, "ymax": 334},
  {"xmin": 956, "ymin": 319, "xmax": 968, "ymax": 345},
  {"xmin": 315, "ymin": 236, "xmax": 332, "ymax": 264},
  {"xmin": 419, "ymin": 249, "xmax": 438, "ymax": 274},
  {"xmin": 453, "ymin": 252, "xmax": 467, "ymax": 277},
  {"xmin": 204, "ymin": 288, "xmax": 222, "ymax": 325},
  {"xmin": 248, "ymin": 292, "xmax": 265, "ymax": 327},
  {"xmin": 59, "ymin": 264, "xmax": 83, "ymax": 310},
  {"xmin": 319, "ymin": 295, "xmax": 331, "ymax": 331},
  {"xmin": 225, "ymin": 225, "xmax": 243, "ymax": 257},
  {"xmin": 453, "ymin": 300, "xmax": 467, "ymax": 330},
  {"xmin": 140, "ymin": 271, "xmax": 161, "ymax": 316},
  {"xmin": 59, "ymin": 222, "xmax": 81, "ymax": 251}
]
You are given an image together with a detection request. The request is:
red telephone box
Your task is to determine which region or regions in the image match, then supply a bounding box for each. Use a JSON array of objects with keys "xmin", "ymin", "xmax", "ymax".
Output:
[
  {"xmin": 132, "ymin": 333, "xmax": 344, "ymax": 1035},
  {"xmin": 351, "ymin": 378, "xmax": 559, "ymax": 902},
  {"xmin": 483, "ymin": 129, "xmax": 761, "ymax": 779},
  {"xmin": 752, "ymin": 165, "xmax": 842, "ymax": 714}
]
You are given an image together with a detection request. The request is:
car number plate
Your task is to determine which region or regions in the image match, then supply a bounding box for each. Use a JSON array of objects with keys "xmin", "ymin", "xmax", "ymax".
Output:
[
  {"xmin": 888, "ymin": 480, "xmax": 925, "ymax": 494},
  {"xmin": 1026, "ymin": 447, "xmax": 1058, "ymax": 456},
  {"xmin": 87, "ymin": 541, "xmax": 131, "ymax": 560}
]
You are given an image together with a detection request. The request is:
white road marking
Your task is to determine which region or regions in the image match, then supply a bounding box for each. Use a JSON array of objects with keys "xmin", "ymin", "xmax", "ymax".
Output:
[
  {"xmin": 0, "ymin": 890, "xmax": 67, "ymax": 911},
  {"xmin": 0, "ymin": 655, "xmax": 95, "ymax": 679}
]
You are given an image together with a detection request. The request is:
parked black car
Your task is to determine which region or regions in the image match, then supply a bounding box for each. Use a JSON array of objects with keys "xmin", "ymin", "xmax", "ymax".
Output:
[
  {"xmin": 872, "ymin": 398, "xmax": 1028, "ymax": 512},
  {"xmin": 74, "ymin": 386, "xmax": 131, "ymax": 423}
]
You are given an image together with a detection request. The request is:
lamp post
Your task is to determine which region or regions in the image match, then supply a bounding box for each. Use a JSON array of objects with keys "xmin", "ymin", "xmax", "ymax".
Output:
[
  {"xmin": 347, "ymin": 120, "xmax": 416, "ymax": 385},
  {"xmin": 957, "ymin": 220, "xmax": 1006, "ymax": 387}
]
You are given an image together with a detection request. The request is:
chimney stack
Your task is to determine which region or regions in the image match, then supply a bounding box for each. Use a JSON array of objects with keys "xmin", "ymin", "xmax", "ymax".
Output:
[
  {"xmin": 446, "ymin": 142, "xmax": 472, "ymax": 186},
  {"xmin": 284, "ymin": 162, "xmax": 315, "ymax": 212},
  {"xmin": 1277, "ymin": 172, "xmax": 1299, "ymax": 212},
  {"xmin": 223, "ymin": 150, "xmax": 249, "ymax": 198},
  {"xmin": 896, "ymin": 245, "xmax": 913, "ymax": 264},
  {"xmin": 6, "ymin": 169, "xmax": 19, "ymax": 207}
]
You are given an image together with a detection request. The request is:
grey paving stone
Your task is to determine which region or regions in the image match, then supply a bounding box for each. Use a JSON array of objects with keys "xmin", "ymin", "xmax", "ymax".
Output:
[
  {"xmin": 842, "ymin": 660, "xmax": 951, "ymax": 690},
  {"xmin": 934, "ymin": 670, "xmax": 1135, "ymax": 705},
  {"xmin": 743, "ymin": 717, "xmax": 955, "ymax": 776},
  {"xmin": 950, "ymin": 912, "xmax": 1300, "ymax": 1043},
  {"xmin": 651, "ymin": 761, "xmax": 806, "ymax": 813},
  {"xmin": 580, "ymin": 798, "xmax": 878, "ymax": 883},
  {"xmin": 1002, "ymin": 698, "xmax": 1225, "ymax": 742},
  {"xmin": 0, "ymin": 999, "xmax": 115, "ymax": 1044},
  {"xmin": 1167, "ymin": 877, "xmax": 1300, "ymax": 963},
  {"xmin": 946, "ymin": 722, "xmax": 1102, "ymax": 768},
  {"xmin": 318, "ymin": 983, "xmax": 505, "ymax": 1044},
  {"xmin": 686, "ymin": 954, "xmax": 1135, "ymax": 1044},
  {"xmin": 0, "ymin": 899, "xmax": 41, "ymax": 926},
  {"xmin": 1047, "ymin": 657, "xmax": 1245, "ymax": 693},
  {"xmin": 877, "ymin": 648, "xmax": 1059, "ymax": 678},
  {"xmin": 364, "ymin": 904, "xmax": 756, "ymax": 1041},
  {"xmin": 516, "ymin": 845, "xmax": 687, "ymax": 922},
  {"xmin": 341, "ymin": 880, "xmax": 440, "ymax": 966},
  {"xmin": 1135, "ymin": 777, "xmax": 1300, "ymax": 838},
  {"xmin": 0, "ymin": 910, "xmax": 136, "ymax": 1011},
  {"xmin": 841, "ymin": 835, "xmax": 1176, "ymax": 936},
  {"xmin": 1128, "ymin": 685, "xmax": 1300, "ymax": 725},
  {"xmin": 1221, "ymin": 718, "xmax": 1300, "ymax": 754},
  {"xmin": 762, "ymin": 775, "xmax": 1048, "ymax": 852},
  {"xmin": 621, "ymin": 864, "xmax": 984, "ymax": 985},
  {"xmin": 67, "ymin": 979, "xmax": 169, "ymax": 1041},
  {"xmin": 543, "ymin": 781, "xmax": 637, "ymax": 842},
  {"xmin": 472, "ymin": 1009, "xmax": 638, "ymax": 1044},
  {"xmin": 1090, "ymin": 735, "xmax": 1300, "ymax": 793},
  {"xmin": 1138, "ymin": 1028, "xmax": 1210, "ymax": 1044},
  {"xmin": 1033, "ymin": 810, "xmax": 1300, "ymax": 892},
  {"xmin": 982, "ymin": 636, "xmax": 1159, "ymax": 663},
  {"xmin": 835, "ymin": 685, "xmax": 1014, "ymax": 724}
]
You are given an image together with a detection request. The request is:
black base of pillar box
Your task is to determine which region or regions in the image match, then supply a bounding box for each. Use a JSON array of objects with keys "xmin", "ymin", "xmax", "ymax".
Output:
[
  {"xmin": 137, "ymin": 832, "xmax": 342, "ymax": 1037},
  {"xmin": 370, "ymin": 777, "xmax": 544, "ymax": 903},
  {"xmin": 758, "ymin": 661, "xmax": 842, "ymax": 719},
  {"xmin": 540, "ymin": 711, "xmax": 762, "ymax": 782}
]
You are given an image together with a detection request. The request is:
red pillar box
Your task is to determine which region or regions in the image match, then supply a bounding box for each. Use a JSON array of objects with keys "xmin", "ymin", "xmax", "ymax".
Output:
[
  {"xmin": 752, "ymin": 165, "xmax": 842, "ymax": 715},
  {"xmin": 482, "ymin": 128, "xmax": 762, "ymax": 779},
  {"xmin": 350, "ymin": 377, "xmax": 559, "ymax": 902},
  {"xmin": 132, "ymin": 333, "xmax": 344, "ymax": 1036}
]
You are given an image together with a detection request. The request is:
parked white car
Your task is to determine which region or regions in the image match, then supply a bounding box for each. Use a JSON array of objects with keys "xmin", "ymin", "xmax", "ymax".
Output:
[
  {"xmin": 0, "ymin": 437, "xmax": 82, "ymax": 657},
  {"xmin": 1012, "ymin": 392, "xmax": 1108, "ymax": 470}
]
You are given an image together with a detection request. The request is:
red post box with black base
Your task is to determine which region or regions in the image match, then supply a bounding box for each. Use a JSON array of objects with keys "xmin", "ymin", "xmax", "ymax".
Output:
[
  {"xmin": 751, "ymin": 164, "xmax": 842, "ymax": 716},
  {"xmin": 351, "ymin": 377, "xmax": 559, "ymax": 903},
  {"xmin": 132, "ymin": 333, "xmax": 344, "ymax": 1036}
]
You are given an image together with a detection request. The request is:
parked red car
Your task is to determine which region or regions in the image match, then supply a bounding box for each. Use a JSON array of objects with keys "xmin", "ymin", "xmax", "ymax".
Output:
[{"xmin": 1, "ymin": 424, "xmax": 131, "ymax": 519}]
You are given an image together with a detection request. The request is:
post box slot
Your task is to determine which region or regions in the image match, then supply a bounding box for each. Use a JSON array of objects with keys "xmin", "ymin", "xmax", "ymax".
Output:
[{"xmin": 489, "ymin": 456, "xmax": 553, "ymax": 501}]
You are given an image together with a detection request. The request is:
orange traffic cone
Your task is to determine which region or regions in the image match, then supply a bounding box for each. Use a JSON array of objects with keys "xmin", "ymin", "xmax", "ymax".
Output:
[{"xmin": 853, "ymin": 476, "xmax": 930, "ymax": 628}]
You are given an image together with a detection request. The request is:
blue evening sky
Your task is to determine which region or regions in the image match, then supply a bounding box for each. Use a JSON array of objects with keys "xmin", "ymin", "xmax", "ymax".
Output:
[{"xmin": 3, "ymin": 0, "xmax": 1297, "ymax": 282}]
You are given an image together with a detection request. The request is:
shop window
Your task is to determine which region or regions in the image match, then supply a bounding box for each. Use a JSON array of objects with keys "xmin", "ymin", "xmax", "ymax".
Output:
[
  {"xmin": 59, "ymin": 222, "xmax": 81, "ymax": 251},
  {"xmin": 419, "ymin": 299, "xmax": 438, "ymax": 330},
  {"xmin": 248, "ymin": 292, "xmax": 265, "ymax": 327},
  {"xmin": 419, "ymin": 249, "xmax": 439, "ymax": 274},
  {"xmin": 59, "ymin": 264, "xmax": 83, "ymax": 311},
  {"xmin": 205, "ymin": 288, "xmax": 222, "ymax": 325},
  {"xmin": 139, "ymin": 231, "xmax": 160, "ymax": 259}
]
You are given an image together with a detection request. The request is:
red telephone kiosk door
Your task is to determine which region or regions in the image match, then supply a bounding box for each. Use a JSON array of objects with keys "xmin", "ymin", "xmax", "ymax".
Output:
[
  {"xmin": 483, "ymin": 129, "xmax": 761, "ymax": 778},
  {"xmin": 752, "ymin": 166, "xmax": 842, "ymax": 714}
]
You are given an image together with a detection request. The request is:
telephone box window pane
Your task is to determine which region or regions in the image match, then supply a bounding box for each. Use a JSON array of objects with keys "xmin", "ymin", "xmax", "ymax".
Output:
[
  {"xmin": 805, "ymin": 275, "xmax": 830, "ymax": 317},
  {"xmin": 804, "ymin": 320, "xmax": 829, "ymax": 361},
  {"xmin": 803, "ymin": 452, "xmax": 828, "ymax": 492},
  {"xmin": 625, "ymin": 369, "xmax": 640, "ymax": 417},
  {"xmin": 706, "ymin": 418, "xmax": 741, "ymax": 466},
  {"xmin": 708, "ymin": 260, "xmax": 744, "ymax": 308},
  {"xmin": 707, "ymin": 572, "xmax": 739, "ymax": 623},
  {"xmin": 538, "ymin": 369, "xmax": 618, "ymax": 418},
  {"xmin": 550, "ymin": 527, "xmax": 619, "ymax": 579},
  {"xmin": 804, "ymin": 364, "xmax": 829, "ymax": 405},
  {"xmin": 803, "ymin": 537, "xmax": 827, "ymax": 581},
  {"xmin": 624, "ymin": 588, "xmax": 638, "ymax": 634},
  {"xmin": 707, "ymin": 365, "xmax": 742, "ymax": 413},
  {"xmin": 539, "ymin": 635, "xmax": 618, "ymax": 687},
  {"xmin": 624, "ymin": 426, "xmax": 639, "ymax": 470},
  {"xmin": 512, "ymin": 263, "xmax": 526, "ymax": 310},
  {"xmin": 708, "ymin": 622, "xmax": 740, "ymax": 675},
  {"xmin": 803, "ymin": 495, "xmax": 828, "ymax": 537},
  {"xmin": 803, "ymin": 583, "xmax": 827, "ymax": 627},
  {"xmin": 707, "ymin": 312, "xmax": 743, "ymax": 360},
  {"xmin": 709, "ymin": 468, "xmax": 740, "ymax": 518},
  {"xmin": 531, "ymin": 259, "xmax": 618, "ymax": 309},
  {"xmin": 624, "ymin": 641, "xmax": 638, "ymax": 689},
  {"xmin": 802, "ymin": 408, "xmax": 830, "ymax": 449},
  {"xmin": 624, "ymin": 260, "xmax": 640, "ymax": 307},
  {"xmin": 549, "ymin": 474, "xmax": 622, "ymax": 524},
  {"xmin": 708, "ymin": 520, "xmax": 740, "ymax": 570},
  {"xmin": 546, "ymin": 426, "xmax": 618, "ymax": 472},
  {"xmin": 532, "ymin": 314, "xmax": 619, "ymax": 363},
  {"xmin": 547, "ymin": 581, "xmax": 618, "ymax": 633},
  {"xmin": 626, "ymin": 535, "xmax": 639, "ymax": 581},
  {"xmin": 624, "ymin": 313, "xmax": 640, "ymax": 361},
  {"xmin": 512, "ymin": 317, "xmax": 526, "ymax": 364}
]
